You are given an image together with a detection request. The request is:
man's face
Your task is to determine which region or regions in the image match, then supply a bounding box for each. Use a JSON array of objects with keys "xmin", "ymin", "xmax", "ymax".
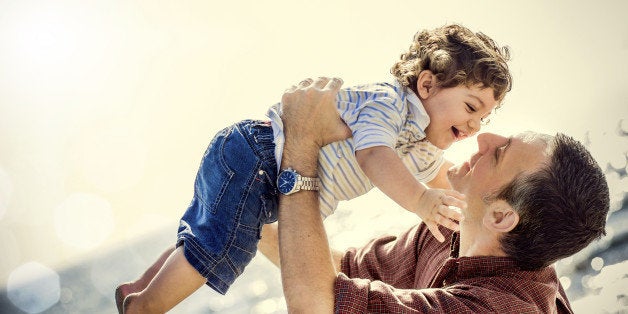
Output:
[{"xmin": 447, "ymin": 132, "xmax": 551, "ymax": 215}]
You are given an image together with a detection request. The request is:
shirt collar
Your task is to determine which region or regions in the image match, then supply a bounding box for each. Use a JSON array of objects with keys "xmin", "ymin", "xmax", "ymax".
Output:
[
  {"xmin": 432, "ymin": 231, "xmax": 567, "ymax": 311},
  {"xmin": 394, "ymin": 81, "xmax": 430, "ymax": 131},
  {"xmin": 443, "ymin": 232, "xmax": 521, "ymax": 283}
]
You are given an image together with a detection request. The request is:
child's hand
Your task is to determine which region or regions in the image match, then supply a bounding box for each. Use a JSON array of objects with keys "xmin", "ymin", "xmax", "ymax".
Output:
[{"xmin": 415, "ymin": 188, "xmax": 467, "ymax": 242}]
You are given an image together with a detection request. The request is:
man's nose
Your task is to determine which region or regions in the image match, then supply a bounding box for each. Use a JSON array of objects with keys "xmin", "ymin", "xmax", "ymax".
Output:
[{"xmin": 477, "ymin": 132, "xmax": 508, "ymax": 148}]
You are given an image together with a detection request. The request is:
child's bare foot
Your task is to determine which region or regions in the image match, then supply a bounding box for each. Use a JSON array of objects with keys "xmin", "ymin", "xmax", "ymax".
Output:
[{"xmin": 115, "ymin": 282, "xmax": 136, "ymax": 314}]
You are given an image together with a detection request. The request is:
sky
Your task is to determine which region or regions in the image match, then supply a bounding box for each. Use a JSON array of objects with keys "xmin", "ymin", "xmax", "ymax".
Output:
[{"xmin": 0, "ymin": 0, "xmax": 627, "ymax": 292}]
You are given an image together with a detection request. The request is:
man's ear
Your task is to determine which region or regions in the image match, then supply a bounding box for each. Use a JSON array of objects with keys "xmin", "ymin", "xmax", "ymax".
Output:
[
  {"xmin": 416, "ymin": 70, "xmax": 436, "ymax": 99},
  {"xmin": 483, "ymin": 200, "xmax": 519, "ymax": 234}
]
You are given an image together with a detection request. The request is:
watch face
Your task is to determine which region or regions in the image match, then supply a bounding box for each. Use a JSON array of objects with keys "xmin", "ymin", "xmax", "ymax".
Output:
[{"xmin": 277, "ymin": 170, "xmax": 297, "ymax": 195}]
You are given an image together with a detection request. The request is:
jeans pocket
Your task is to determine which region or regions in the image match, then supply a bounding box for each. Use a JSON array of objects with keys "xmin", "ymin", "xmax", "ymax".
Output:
[{"xmin": 195, "ymin": 127, "xmax": 235, "ymax": 215}]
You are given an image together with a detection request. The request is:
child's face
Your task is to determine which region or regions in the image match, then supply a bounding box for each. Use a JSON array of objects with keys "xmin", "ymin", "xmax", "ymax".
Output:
[{"xmin": 421, "ymin": 84, "xmax": 497, "ymax": 150}]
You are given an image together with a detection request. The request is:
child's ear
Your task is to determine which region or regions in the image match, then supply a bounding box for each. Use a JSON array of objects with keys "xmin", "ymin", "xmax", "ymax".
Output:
[
  {"xmin": 482, "ymin": 200, "xmax": 519, "ymax": 234},
  {"xmin": 416, "ymin": 70, "xmax": 436, "ymax": 99}
]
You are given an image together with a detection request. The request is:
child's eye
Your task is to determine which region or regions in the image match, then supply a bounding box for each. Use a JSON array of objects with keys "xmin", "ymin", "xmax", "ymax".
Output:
[{"xmin": 466, "ymin": 103, "xmax": 476, "ymax": 112}]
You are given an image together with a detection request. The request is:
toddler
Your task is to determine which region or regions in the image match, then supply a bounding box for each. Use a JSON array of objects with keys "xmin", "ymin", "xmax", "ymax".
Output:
[{"xmin": 117, "ymin": 23, "xmax": 512, "ymax": 313}]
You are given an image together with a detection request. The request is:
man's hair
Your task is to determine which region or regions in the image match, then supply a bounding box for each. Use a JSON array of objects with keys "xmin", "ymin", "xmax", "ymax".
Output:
[
  {"xmin": 496, "ymin": 133, "xmax": 609, "ymax": 270},
  {"xmin": 391, "ymin": 24, "xmax": 512, "ymax": 104}
]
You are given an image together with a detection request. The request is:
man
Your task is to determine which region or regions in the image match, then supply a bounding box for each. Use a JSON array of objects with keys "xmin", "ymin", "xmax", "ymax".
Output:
[{"xmin": 259, "ymin": 77, "xmax": 609, "ymax": 313}]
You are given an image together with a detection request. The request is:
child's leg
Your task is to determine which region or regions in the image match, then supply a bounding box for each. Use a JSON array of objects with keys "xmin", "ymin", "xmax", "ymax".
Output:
[
  {"xmin": 115, "ymin": 245, "xmax": 175, "ymax": 313},
  {"xmin": 123, "ymin": 246, "xmax": 206, "ymax": 314}
]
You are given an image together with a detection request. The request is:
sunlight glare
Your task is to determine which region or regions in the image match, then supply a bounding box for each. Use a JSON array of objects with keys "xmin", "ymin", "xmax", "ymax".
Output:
[
  {"xmin": 123, "ymin": 213, "xmax": 171, "ymax": 242},
  {"xmin": 0, "ymin": 166, "xmax": 12, "ymax": 221},
  {"xmin": 77, "ymin": 123, "xmax": 147, "ymax": 193},
  {"xmin": 54, "ymin": 193, "xmax": 114, "ymax": 250}
]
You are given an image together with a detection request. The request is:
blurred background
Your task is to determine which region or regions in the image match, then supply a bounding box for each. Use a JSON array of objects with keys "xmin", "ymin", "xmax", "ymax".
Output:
[{"xmin": 0, "ymin": 0, "xmax": 626, "ymax": 313}]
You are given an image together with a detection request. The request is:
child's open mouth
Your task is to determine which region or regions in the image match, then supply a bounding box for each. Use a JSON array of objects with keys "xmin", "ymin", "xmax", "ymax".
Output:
[{"xmin": 452, "ymin": 127, "xmax": 467, "ymax": 141}]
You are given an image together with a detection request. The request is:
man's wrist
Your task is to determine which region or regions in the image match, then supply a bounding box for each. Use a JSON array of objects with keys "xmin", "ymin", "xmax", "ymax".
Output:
[{"xmin": 281, "ymin": 138, "xmax": 320, "ymax": 178}]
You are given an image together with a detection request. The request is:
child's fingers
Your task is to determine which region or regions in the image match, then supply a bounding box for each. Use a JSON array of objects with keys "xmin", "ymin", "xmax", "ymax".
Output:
[
  {"xmin": 441, "ymin": 195, "xmax": 467, "ymax": 211},
  {"xmin": 425, "ymin": 221, "xmax": 445, "ymax": 242},
  {"xmin": 438, "ymin": 204, "xmax": 465, "ymax": 222},
  {"xmin": 435, "ymin": 211, "xmax": 460, "ymax": 231},
  {"xmin": 444, "ymin": 189, "xmax": 466, "ymax": 201}
]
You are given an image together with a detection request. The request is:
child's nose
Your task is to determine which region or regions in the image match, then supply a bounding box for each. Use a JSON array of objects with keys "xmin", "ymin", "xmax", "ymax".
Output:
[{"xmin": 468, "ymin": 117, "xmax": 481, "ymax": 134}]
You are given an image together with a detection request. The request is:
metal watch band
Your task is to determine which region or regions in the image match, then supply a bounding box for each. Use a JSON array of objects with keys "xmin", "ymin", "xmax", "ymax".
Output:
[{"xmin": 298, "ymin": 176, "xmax": 320, "ymax": 191}]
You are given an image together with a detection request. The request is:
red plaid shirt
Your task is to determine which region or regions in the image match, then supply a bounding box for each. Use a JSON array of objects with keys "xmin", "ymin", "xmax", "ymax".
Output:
[{"xmin": 335, "ymin": 223, "xmax": 573, "ymax": 313}]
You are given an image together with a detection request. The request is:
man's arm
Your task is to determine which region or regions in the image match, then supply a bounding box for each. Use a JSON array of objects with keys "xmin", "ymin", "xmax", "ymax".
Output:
[
  {"xmin": 258, "ymin": 222, "xmax": 345, "ymax": 272},
  {"xmin": 277, "ymin": 77, "xmax": 349, "ymax": 312}
]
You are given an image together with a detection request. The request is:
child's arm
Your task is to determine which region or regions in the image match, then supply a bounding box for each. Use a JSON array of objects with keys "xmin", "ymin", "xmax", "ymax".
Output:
[
  {"xmin": 356, "ymin": 146, "xmax": 465, "ymax": 242},
  {"xmin": 427, "ymin": 160, "xmax": 454, "ymax": 189}
]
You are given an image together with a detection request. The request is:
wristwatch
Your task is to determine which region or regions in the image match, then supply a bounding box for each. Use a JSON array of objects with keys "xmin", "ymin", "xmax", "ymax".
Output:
[{"xmin": 277, "ymin": 168, "xmax": 320, "ymax": 195}]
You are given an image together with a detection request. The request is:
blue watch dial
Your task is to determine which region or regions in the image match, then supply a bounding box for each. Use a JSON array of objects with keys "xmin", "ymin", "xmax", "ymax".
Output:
[{"xmin": 277, "ymin": 170, "xmax": 298, "ymax": 195}]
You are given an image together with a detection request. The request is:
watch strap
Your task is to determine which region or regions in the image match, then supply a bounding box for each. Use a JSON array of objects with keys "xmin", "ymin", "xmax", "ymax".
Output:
[{"xmin": 297, "ymin": 176, "xmax": 320, "ymax": 191}]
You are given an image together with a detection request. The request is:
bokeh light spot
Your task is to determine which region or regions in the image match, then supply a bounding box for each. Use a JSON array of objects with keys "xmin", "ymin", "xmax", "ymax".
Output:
[
  {"xmin": 54, "ymin": 193, "xmax": 114, "ymax": 250},
  {"xmin": 581, "ymin": 274, "xmax": 593, "ymax": 288},
  {"xmin": 207, "ymin": 293, "xmax": 236, "ymax": 312},
  {"xmin": 247, "ymin": 279, "xmax": 268, "ymax": 297},
  {"xmin": 7, "ymin": 262, "xmax": 60, "ymax": 314},
  {"xmin": 591, "ymin": 257, "xmax": 604, "ymax": 272},
  {"xmin": 251, "ymin": 297, "xmax": 287, "ymax": 314},
  {"xmin": 559, "ymin": 276, "xmax": 571, "ymax": 290}
]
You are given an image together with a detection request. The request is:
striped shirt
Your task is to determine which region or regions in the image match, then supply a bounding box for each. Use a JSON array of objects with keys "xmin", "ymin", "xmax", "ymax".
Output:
[{"xmin": 268, "ymin": 82, "xmax": 444, "ymax": 217}]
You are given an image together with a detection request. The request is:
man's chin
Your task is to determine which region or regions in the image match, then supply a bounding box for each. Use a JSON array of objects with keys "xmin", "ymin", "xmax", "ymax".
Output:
[
  {"xmin": 447, "ymin": 162, "xmax": 469, "ymax": 190},
  {"xmin": 446, "ymin": 167, "xmax": 459, "ymax": 188}
]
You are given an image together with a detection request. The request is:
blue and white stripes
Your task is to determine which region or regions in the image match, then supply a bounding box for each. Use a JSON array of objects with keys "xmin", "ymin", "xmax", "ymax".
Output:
[{"xmin": 268, "ymin": 81, "xmax": 443, "ymax": 218}]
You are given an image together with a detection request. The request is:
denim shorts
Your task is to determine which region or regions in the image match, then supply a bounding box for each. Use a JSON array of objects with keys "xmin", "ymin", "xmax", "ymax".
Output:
[{"xmin": 177, "ymin": 120, "xmax": 278, "ymax": 295}]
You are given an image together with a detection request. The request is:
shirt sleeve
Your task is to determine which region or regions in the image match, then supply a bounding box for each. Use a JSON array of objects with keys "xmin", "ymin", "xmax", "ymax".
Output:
[
  {"xmin": 346, "ymin": 95, "xmax": 406, "ymax": 151},
  {"xmin": 401, "ymin": 141, "xmax": 445, "ymax": 183},
  {"xmin": 340, "ymin": 224, "xmax": 426, "ymax": 289},
  {"xmin": 334, "ymin": 278, "xmax": 506, "ymax": 313},
  {"xmin": 335, "ymin": 224, "xmax": 487, "ymax": 313}
]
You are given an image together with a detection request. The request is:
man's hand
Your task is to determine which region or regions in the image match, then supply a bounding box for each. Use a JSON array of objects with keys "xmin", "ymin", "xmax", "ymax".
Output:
[{"xmin": 281, "ymin": 77, "xmax": 352, "ymax": 151}]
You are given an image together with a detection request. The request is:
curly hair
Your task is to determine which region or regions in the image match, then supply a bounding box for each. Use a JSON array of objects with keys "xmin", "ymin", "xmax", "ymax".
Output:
[
  {"xmin": 391, "ymin": 24, "xmax": 512, "ymax": 104},
  {"xmin": 495, "ymin": 133, "xmax": 609, "ymax": 270}
]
